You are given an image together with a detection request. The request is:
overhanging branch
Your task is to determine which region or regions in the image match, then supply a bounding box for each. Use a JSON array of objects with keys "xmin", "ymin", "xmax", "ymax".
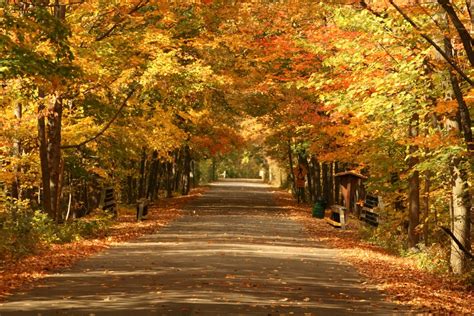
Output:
[
  {"xmin": 389, "ymin": 0, "xmax": 473, "ymax": 86},
  {"xmin": 61, "ymin": 88, "xmax": 136, "ymax": 150}
]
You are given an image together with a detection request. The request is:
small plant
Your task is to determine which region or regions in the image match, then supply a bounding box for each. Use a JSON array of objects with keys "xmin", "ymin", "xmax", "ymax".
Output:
[
  {"xmin": 0, "ymin": 199, "xmax": 113, "ymax": 259},
  {"xmin": 405, "ymin": 243, "xmax": 450, "ymax": 274}
]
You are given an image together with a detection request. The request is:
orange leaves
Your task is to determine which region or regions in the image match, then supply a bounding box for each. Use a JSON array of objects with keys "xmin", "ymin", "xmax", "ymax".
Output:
[{"xmin": 434, "ymin": 100, "xmax": 458, "ymax": 115}]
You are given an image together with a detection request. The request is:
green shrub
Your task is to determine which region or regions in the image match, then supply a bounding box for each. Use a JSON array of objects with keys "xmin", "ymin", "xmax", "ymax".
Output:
[
  {"xmin": 0, "ymin": 200, "xmax": 112, "ymax": 259},
  {"xmin": 55, "ymin": 215, "xmax": 112, "ymax": 243},
  {"xmin": 405, "ymin": 243, "xmax": 450, "ymax": 274},
  {"xmin": 359, "ymin": 220, "xmax": 407, "ymax": 255},
  {"xmin": 0, "ymin": 200, "xmax": 55, "ymax": 259}
]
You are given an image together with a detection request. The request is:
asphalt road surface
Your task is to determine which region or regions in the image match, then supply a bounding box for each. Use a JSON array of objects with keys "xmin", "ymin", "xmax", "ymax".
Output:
[{"xmin": 0, "ymin": 180, "xmax": 410, "ymax": 315}]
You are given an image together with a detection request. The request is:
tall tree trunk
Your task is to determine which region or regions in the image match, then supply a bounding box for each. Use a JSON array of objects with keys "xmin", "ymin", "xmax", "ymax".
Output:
[
  {"xmin": 127, "ymin": 175, "xmax": 133, "ymax": 204},
  {"xmin": 211, "ymin": 158, "xmax": 216, "ymax": 181},
  {"xmin": 450, "ymin": 159, "xmax": 471, "ymax": 273},
  {"xmin": 334, "ymin": 161, "xmax": 341, "ymax": 205},
  {"xmin": 36, "ymin": 4, "xmax": 66, "ymax": 219},
  {"xmin": 408, "ymin": 113, "xmax": 420, "ymax": 248},
  {"xmin": 306, "ymin": 157, "xmax": 315, "ymax": 201},
  {"xmin": 147, "ymin": 150, "xmax": 159, "ymax": 200},
  {"xmin": 173, "ymin": 150, "xmax": 182, "ymax": 191},
  {"xmin": 422, "ymin": 172, "xmax": 431, "ymax": 246},
  {"xmin": 181, "ymin": 145, "xmax": 191, "ymax": 196},
  {"xmin": 322, "ymin": 163, "xmax": 332, "ymax": 204},
  {"xmin": 165, "ymin": 161, "xmax": 173, "ymax": 198},
  {"xmin": 38, "ymin": 103, "xmax": 52, "ymax": 217},
  {"xmin": 312, "ymin": 156, "xmax": 322, "ymax": 200},
  {"xmin": 287, "ymin": 140, "xmax": 296, "ymax": 194},
  {"xmin": 443, "ymin": 36, "xmax": 473, "ymax": 273},
  {"xmin": 329, "ymin": 162, "xmax": 335, "ymax": 205},
  {"xmin": 12, "ymin": 102, "xmax": 22, "ymax": 200},
  {"xmin": 138, "ymin": 148, "xmax": 147, "ymax": 199}
]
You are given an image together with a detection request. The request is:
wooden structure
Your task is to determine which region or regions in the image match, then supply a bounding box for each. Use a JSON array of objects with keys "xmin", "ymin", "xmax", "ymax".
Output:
[
  {"xmin": 360, "ymin": 194, "xmax": 381, "ymax": 226},
  {"xmin": 334, "ymin": 171, "xmax": 367, "ymax": 215},
  {"xmin": 324, "ymin": 205, "xmax": 347, "ymax": 229},
  {"xmin": 136, "ymin": 198, "xmax": 149, "ymax": 221},
  {"xmin": 102, "ymin": 187, "xmax": 117, "ymax": 217}
]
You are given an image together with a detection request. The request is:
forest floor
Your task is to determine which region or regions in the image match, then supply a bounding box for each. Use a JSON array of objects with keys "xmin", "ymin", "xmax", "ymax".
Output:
[
  {"xmin": 275, "ymin": 191, "xmax": 473, "ymax": 314},
  {"xmin": 0, "ymin": 187, "xmax": 207, "ymax": 300}
]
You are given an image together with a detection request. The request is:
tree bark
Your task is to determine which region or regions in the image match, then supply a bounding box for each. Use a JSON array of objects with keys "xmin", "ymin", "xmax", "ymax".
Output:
[
  {"xmin": 408, "ymin": 113, "xmax": 420, "ymax": 248},
  {"xmin": 287, "ymin": 140, "xmax": 296, "ymax": 194},
  {"xmin": 38, "ymin": 103, "xmax": 52, "ymax": 217},
  {"xmin": 422, "ymin": 172, "xmax": 431, "ymax": 246},
  {"xmin": 11, "ymin": 102, "xmax": 22, "ymax": 200},
  {"xmin": 443, "ymin": 36, "xmax": 473, "ymax": 273},
  {"xmin": 322, "ymin": 163, "xmax": 332, "ymax": 205},
  {"xmin": 181, "ymin": 145, "xmax": 191, "ymax": 196},
  {"xmin": 312, "ymin": 156, "xmax": 322, "ymax": 200},
  {"xmin": 450, "ymin": 159, "xmax": 472, "ymax": 273},
  {"xmin": 48, "ymin": 96, "xmax": 63, "ymax": 221},
  {"xmin": 138, "ymin": 148, "xmax": 147, "ymax": 199},
  {"xmin": 147, "ymin": 150, "xmax": 159, "ymax": 200},
  {"xmin": 165, "ymin": 161, "xmax": 173, "ymax": 198}
]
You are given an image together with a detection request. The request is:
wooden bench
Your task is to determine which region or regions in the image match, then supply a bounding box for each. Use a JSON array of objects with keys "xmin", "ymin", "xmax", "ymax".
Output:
[{"xmin": 324, "ymin": 205, "xmax": 347, "ymax": 229}]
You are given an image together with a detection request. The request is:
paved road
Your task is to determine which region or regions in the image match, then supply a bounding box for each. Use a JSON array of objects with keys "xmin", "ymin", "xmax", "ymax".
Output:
[{"xmin": 0, "ymin": 180, "xmax": 408, "ymax": 315}]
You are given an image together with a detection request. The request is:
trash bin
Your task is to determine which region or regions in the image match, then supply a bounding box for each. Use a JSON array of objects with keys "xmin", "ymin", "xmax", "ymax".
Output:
[{"xmin": 312, "ymin": 200, "xmax": 326, "ymax": 218}]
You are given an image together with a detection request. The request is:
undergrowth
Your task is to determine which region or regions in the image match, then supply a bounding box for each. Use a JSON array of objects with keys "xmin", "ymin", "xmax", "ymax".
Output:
[
  {"xmin": 0, "ymin": 200, "xmax": 112, "ymax": 260},
  {"xmin": 359, "ymin": 221, "xmax": 451, "ymax": 274}
]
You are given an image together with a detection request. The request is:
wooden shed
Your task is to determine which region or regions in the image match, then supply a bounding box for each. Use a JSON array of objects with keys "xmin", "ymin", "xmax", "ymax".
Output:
[{"xmin": 334, "ymin": 171, "xmax": 367, "ymax": 215}]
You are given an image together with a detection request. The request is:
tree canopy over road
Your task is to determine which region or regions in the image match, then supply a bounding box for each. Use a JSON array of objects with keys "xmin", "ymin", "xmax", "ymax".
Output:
[{"xmin": 1, "ymin": 0, "xmax": 472, "ymax": 288}]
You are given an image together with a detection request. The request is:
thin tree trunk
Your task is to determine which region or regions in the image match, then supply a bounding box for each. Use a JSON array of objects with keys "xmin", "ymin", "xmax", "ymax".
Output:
[
  {"xmin": 147, "ymin": 150, "xmax": 159, "ymax": 200},
  {"xmin": 12, "ymin": 102, "xmax": 22, "ymax": 200},
  {"xmin": 334, "ymin": 161, "xmax": 341, "ymax": 205},
  {"xmin": 38, "ymin": 103, "xmax": 52, "ymax": 216},
  {"xmin": 211, "ymin": 158, "xmax": 216, "ymax": 181},
  {"xmin": 312, "ymin": 157, "xmax": 322, "ymax": 200},
  {"xmin": 408, "ymin": 113, "xmax": 420, "ymax": 248},
  {"xmin": 166, "ymin": 161, "xmax": 173, "ymax": 198},
  {"xmin": 138, "ymin": 148, "xmax": 146, "ymax": 199},
  {"xmin": 182, "ymin": 145, "xmax": 191, "ymax": 196},
  {"xmin": 422, "ymin": 172, "xmax": 431, "ymax": 246},
  {"xmin": 322, "ymin": 163, "xmax": 331, "ymax": 204},
  {"xmin": 287, "ymin": 140, "xmax": 296, "ymax": 194},
  {"xmin": 127, "ymin": 175, "xmax": 133, "ymax": 204}
]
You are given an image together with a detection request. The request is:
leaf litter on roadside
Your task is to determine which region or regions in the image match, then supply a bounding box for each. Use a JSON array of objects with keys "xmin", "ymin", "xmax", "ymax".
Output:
[
  {"xmin": 0, "ymin": 188, "xmax": 207, "ymax": 300},
  {"xmin": 273, "ymin": 190, "xmax": 473, "ymax": 314}
]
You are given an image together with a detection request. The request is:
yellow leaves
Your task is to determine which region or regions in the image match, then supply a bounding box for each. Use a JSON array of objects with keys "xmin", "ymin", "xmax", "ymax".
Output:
[
  {"xmin": 62, "ymin": 116, "xmax": 100, "ymax": 150},
  {"xmin": 143, "ymin": 32, "xmax": 173, "ymax": 49},
  {"xmin": 87, "ymin": 166, "xmax": 108, "ymax": 178}
]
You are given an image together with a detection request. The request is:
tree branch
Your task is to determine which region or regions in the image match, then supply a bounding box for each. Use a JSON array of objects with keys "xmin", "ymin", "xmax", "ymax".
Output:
[
  {"xmin": 437, "ymin": 0, "xmax": 474, "ymax": 66},
  {"xmin": 61, "ymin": 88, "xmax": 136, "ymax": 149},
  {"xmin": 95, "ymin": 0, "xmax": 149, "ymax": 42},
  {"xmin": 389, "ymin": 0, "xmax": 473, "ymax": 86}
]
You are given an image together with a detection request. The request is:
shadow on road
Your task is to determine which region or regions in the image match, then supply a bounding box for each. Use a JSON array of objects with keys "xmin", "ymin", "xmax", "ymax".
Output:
[{"xmin": 0, "ymin": 180, "xmax": 410, "ymax": 315}]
